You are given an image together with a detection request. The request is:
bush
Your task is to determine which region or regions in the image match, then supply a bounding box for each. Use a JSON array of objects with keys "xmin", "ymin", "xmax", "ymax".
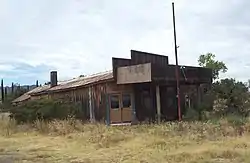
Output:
[
  {"xmin": 212, "ymin": 78, "xmax": 250, "ymax": 116},
  {"xmin": 183, "ymin": 108, "xmax": 199, "ymax": 121},
  {"xmin": 8, "ymin": 99, "xmax": 87, "ymax": 123}
]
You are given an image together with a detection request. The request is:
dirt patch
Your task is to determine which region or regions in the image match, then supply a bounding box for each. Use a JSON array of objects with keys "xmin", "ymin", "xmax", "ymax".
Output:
[{"xmin": 0, "ymin": 152, "xmax": 22, "ymax": 163}]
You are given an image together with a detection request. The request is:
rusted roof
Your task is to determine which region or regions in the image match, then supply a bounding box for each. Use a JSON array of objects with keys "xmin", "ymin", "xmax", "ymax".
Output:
[
  {"xmin": 12, "ymin": 85, "xmax": 51, "ymax": 103},
  {"xmin": 49, "ymin": 70, "xmax": 113, "ymax": 92},
  {"xmin": 28, "ymin": 85, "xmax": 51, "ymax": 95},
  {"xmin": 12, "ymin": 70, "xmax": 113, "ymax": 103},
  {"xmin": 12, "ymin": 93, "xmax": 30, "ymax": 103}
]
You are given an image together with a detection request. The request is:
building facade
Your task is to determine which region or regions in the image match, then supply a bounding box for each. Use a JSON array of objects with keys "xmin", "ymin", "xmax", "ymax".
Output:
[{"xmin": 12, "ymin": 50, "xmax": 212, "ymax": 125}]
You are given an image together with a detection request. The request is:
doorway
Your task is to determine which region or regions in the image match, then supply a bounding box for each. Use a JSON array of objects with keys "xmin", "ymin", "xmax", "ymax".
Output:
[
  {"xmin": 109, "ymin": 93, "xmax": 133, "ymax": 124},
  {"xmin": 160, "ymin": 86, "xmax": 178, "ymax": 121}
]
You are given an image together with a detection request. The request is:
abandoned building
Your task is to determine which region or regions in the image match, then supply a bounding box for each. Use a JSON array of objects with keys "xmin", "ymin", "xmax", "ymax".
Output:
[{"xmin": 12, "ymin": 50, "xmax": 212, "ymax": 125}]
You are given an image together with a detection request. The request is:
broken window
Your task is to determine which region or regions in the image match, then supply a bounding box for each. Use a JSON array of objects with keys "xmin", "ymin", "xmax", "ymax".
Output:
[
  {"xmin": 110, "ymin": 95, "xmax": 119, "ymax": 109},
  {"xmin": 122, "ymin": 94, "xmax": 131, "ymax": 108}
]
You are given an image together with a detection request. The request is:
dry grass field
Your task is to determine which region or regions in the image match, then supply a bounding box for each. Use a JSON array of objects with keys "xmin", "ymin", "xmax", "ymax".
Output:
[{"xmin": 1, "ymin": 115, "xmax": 250, "ymax": 163}]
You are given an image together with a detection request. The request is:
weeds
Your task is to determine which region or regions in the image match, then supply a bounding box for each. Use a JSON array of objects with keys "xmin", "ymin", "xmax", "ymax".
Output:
[
  {"xmin": 1, "ymin": 114, "xmax": 250, "ymax": 139},
  {"xmin": 1, "ymin": 115, "xmax": 250, "ymax": 162},
  {"xmin": 0, "ymin": 113, "xmax": 17, "ymax": 136}
]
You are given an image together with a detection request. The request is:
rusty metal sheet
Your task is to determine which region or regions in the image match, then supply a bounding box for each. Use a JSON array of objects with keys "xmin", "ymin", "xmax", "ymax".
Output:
[{"xmin": 49, "ymin": 71, "xmax": 113, "ymax": 92}]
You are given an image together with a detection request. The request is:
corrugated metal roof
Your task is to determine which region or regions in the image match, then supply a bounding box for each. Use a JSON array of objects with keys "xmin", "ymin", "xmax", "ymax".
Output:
[
  {"xmin": 28, "ymin": 85, "xmax": 51, "ymax": 95},
  {"xmin": 12, "ymin": 93, "xmax": 30, "ymax": 103},
  {"xmin": 49, "ymin": 70, "xmax": 113, "ymax": 91},
  {"xmin": 12, "ymin": 70, "xmax": 113, "ymax": 103},
  {"xmin": 12, "ymin": 85, "xmax": 51, "ymax": 103}
]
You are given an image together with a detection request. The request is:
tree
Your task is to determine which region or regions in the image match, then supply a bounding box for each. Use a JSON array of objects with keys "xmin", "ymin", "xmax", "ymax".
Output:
[
  {"xmin": 198, "ymin": 53, "xmax": 228, "ymax": 80},
  {"xmin": 36, "ymin": 80, "xmax": 39, "ymax": 87},
  {"xmin": 196, "ymin": 53, "xmax": 250, "ymax": 118},
  {"xmin": 247, "ymin": 79, "xmax": 250, "ymax": 89},
  {"xmin": 212, "ymin": 78, "xmax": 250, "ymax": 116},
  {"xmin": 1, "ymin": 79, "xmax": 4, "ymax": 102},
  {"xmin": 11, "ymin": 82, "xmax": 14, "ymax": 94}
]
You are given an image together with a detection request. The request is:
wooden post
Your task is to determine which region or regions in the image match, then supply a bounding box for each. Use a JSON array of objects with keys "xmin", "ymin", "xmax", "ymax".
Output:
[
  {"xmin": 156, "ymin": 85, "xmax": 161, "ymax": 124},
  {"xmin": 89, "ymin": 87, "xmax": 93, "ymax": 122},
  {"xmin": 196, "ymin": 84, "xmax": 201, "ymax": 120},
  {"xmin": 106, "ymin": 93, "xmax": 110, "ymax": 126},
  {"xmin": 91, "ymin": 86, "xmax": 96, "ymax": 122},
  {"xmin": 197, "ymin": 84, "xmax": 201, "ymax": 106},
  {"xmin": 88, "ymin": 86, "xmax": 95, "ymax": 123},
  {"xmin": 131, "ymin": 92, "xmax": 136, "ymax": 124}
]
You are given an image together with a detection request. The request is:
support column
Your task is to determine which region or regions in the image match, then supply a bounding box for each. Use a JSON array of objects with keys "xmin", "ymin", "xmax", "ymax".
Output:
[
  {"xmin": 91, "ymin": 86, "xmax": 96, "ymax": 122},
  {"xmin": 131, "ymin": 92, "xmax": 137, "ymax": 124},
  {"xmin": 89, "ymin": 86, "xmax": 95, "ymax": 123},
  {"xmin": 156, "ymin": 85, "xmax": 161, "ymax": 124},
  {"xmin": 106, "ymin": 93, "xmax": 110, "ymax": 126},
  {"xmin": 196, "ymin": 84, "xmax": 201, "ymax": 120},
  {"xmin": 196, "ymin": 84, "xmax": 201, "ymax": 106}
]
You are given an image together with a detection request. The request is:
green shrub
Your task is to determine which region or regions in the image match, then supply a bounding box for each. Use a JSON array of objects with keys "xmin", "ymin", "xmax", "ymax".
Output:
[
  {"xmin": 224, "ymin": 114, "xmax": 247, "ymax": 127},
  {"xmin": 183, "ymin": 108, "xmax": 199, "ymax": 121},
  {"xmin": 8, "ymin": 99, "xmax": 87, "ymax": 123}
]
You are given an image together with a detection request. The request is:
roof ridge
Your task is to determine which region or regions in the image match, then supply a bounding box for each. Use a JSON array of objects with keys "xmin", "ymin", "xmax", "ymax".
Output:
[{"xmin": 80, "ymin": 70, "xmax": 112, "ymax": 79}]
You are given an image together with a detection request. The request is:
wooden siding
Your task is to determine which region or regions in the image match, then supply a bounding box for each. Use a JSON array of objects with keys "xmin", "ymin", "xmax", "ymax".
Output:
[
  {"xmin": 48, "ymin": 84, "xmax": 107, "ymax": 121},
  {"xmin": 28, "ymin": 81, "xmax": 134, "ymax": 122},
  {"xmin": 152, "ymin": 64, "xmax": 212, "ymax": 84},
  {"xmin": 130, "ymin": 50, "xmax": 169, "ymax": 66},
  {"xmin": 30, "ymin": 94, "xmax": 48, "ymax": 100},
  {"xmin": 106, "ymin": 81, "xmax": 133, "ymax": 94}
]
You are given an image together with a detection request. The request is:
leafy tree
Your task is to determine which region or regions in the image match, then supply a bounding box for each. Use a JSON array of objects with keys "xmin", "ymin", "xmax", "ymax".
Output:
[
  {"xmin": 212, "ymin": 78, "xmax": 250, "ymax": 116},
  {"xmin": 194, "ymin": 53, "xmax": 250, "ymax": 119},
  {"xmin": 198, "ymin": 53, "xmax": 228, "ymax": 80}
]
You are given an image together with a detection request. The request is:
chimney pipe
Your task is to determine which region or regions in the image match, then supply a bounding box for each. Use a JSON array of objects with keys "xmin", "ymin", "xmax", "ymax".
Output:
[{"xmin": 50, "ymin": 71, "xmax": 58, "ymax": 87}]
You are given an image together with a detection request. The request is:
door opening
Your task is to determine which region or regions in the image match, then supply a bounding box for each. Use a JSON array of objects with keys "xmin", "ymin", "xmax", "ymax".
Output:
[{"xmin": 109, "ymin": 93, "xmax": 133, "ymax": 124}]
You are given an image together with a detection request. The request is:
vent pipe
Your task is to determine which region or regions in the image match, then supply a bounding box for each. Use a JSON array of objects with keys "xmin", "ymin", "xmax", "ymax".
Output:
[{"xmin": 50, "ymin": 71, "xmax": 58, "ymax": 87}]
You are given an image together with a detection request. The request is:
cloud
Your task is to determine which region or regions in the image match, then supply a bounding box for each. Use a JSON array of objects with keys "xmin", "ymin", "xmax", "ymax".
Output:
[
  {"xmin": 1, "ymin": 63, "xmax": 55, "ymax": 85},
  {"xmin": 0, "ymin": 0, "xmax": 250, "ymax": 85}
]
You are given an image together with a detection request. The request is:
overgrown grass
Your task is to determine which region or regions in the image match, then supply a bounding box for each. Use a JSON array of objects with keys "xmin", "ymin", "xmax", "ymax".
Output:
[{"xmin": 1, "ymin": 115, "xmax": 250, "ymax": 162}]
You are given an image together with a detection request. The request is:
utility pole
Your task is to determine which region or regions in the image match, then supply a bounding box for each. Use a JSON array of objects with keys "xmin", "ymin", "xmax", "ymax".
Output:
[{"xmin": 172, "ymin": 2, "xmax": 181, "ymax": 121}]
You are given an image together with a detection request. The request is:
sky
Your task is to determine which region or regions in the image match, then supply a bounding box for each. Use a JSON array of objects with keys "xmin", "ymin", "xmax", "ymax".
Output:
[{"xmin": 0, "ymin": 0, "xmax": 250, "ymax": 86}]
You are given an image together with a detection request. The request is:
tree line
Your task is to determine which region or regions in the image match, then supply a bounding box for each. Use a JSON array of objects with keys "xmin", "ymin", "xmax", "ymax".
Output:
[{"xmin": 0, "ymin": 80, "xmax": 39, "ymax": 103}]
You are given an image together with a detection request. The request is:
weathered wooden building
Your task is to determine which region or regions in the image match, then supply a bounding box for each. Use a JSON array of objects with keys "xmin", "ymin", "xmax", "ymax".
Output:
[{"xmin": 12, "ymin": 50, "xmax": 212, "ymax": 125}]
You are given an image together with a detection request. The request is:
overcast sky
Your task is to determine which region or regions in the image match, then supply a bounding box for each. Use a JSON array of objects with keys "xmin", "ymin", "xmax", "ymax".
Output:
[{"xmin": 0, "ymin": 0, "xmax": 250, "ymax": 85}]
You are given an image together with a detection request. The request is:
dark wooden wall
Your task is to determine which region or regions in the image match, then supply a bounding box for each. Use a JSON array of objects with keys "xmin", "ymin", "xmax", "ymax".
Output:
[
  {"xmin": 112, "ymin": 50, "xmax": 212, "ymax": 85},
  {"xmin": 130, "ymin": 50, "xmax": 169, "ymax": 66},
  {"xmin": 151, "ymin": 64, "xmax": 212, "ymax": 84}
]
